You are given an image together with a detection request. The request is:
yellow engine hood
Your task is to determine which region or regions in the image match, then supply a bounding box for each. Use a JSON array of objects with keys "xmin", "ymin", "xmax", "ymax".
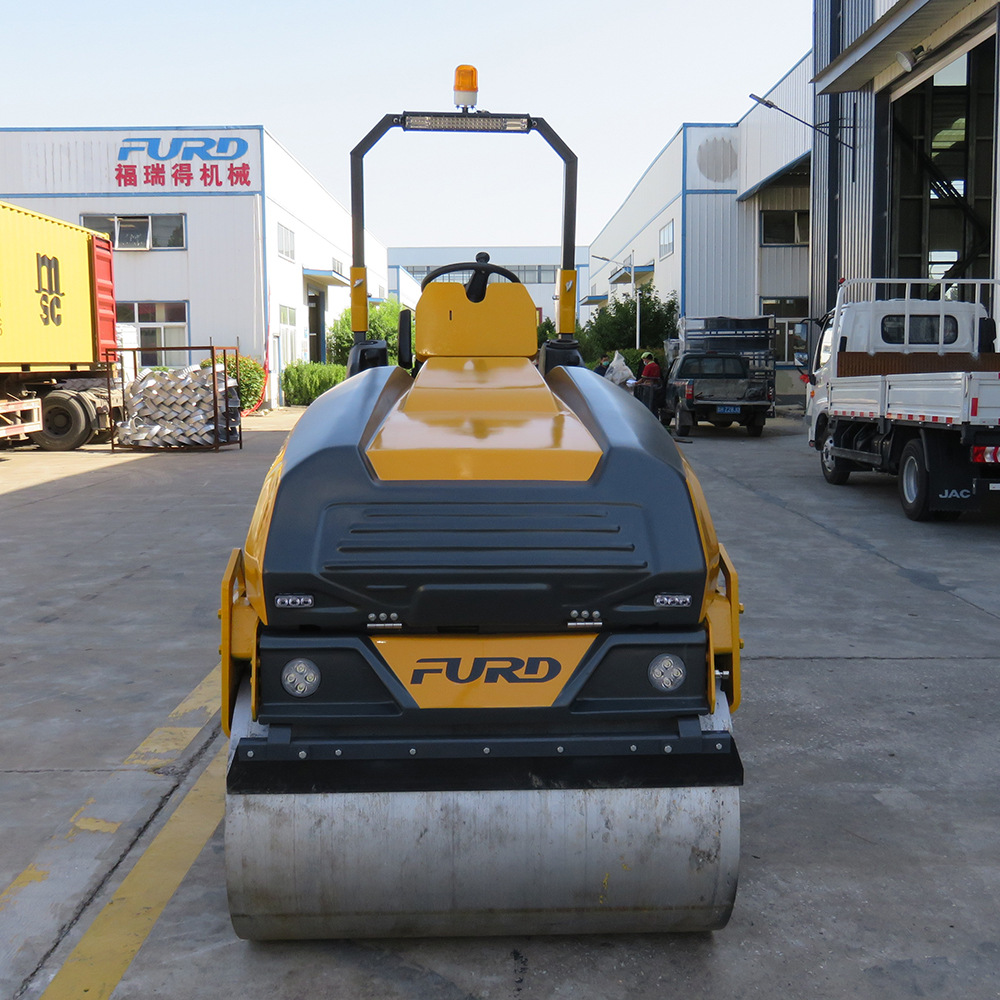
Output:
[{"xmin": 365, "ymin": 356, "xmax": 603, "ymax": 482}]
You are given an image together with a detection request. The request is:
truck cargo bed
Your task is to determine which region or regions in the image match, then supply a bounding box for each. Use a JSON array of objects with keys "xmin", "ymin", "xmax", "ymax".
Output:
[{"xmin": 829, "ymin": 369, "xmax": 1000, "ymax": 426}]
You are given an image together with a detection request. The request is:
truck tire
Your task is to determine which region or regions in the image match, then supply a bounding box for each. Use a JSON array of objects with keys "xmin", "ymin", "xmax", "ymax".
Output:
[
  {"xmin": 746, "ymin": 419, "xmax": 764, "ymax": 438},
  {"xmin": 28, "ymin": 390, "xmax": 95, "ymax": 451},
  {"xmin": 819, "ymin": 426, "xmax": 851, "ymax": 485},
  {"xmin": 898, "ymin": 439, "xmax": 932, "ymax": 520},
  {"xmin": 676, "ymin": 411, "xmax": 694, "ymax": 436}
]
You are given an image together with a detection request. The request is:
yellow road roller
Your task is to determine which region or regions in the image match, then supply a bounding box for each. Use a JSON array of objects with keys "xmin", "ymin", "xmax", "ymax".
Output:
[{"xmin": 220, "ymin": 69, "xmax": 743, "ymax": 939}]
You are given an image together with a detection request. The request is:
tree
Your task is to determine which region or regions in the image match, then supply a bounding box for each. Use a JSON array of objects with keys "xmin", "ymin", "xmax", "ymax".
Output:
[
  {"xmin": 579, "ymin": 284, "xmax": 679, "ymax": 362},
  {"xmin": 537, "ymin": 316, "xmax": 556, "ymax": 351},
  {"xmin": 327, "ymin": 298, "xmax": 405, "ymax": 365}
]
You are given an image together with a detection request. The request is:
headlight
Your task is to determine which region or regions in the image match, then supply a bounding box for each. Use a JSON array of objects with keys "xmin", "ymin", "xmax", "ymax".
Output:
[
  {"xmin": 647, "ymin": 654, "xmax": 686, "ymax": 692},
  {"xmin": 281, "ymin": 658, "xmax": 321, "ymax": 697}
]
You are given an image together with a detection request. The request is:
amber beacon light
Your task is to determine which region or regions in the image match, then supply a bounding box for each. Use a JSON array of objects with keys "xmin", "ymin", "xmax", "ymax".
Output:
[{"xmin": 454, "ymin": 65, "xmax": 478, "ymax": 109}]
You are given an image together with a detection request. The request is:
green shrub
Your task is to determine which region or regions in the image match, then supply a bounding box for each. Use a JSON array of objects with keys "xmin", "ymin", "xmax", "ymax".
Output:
[
  {"xmin": 578, "ymin": 286, "xmax": 678, "ymax": 363},
  {"xmin": 327, "ymin": 299, "xmax": 403, "ymax": 365},
  {"xmin": 280, "ymin": 361, "xmax": 347, "ymax": 405},
  {"xmin": 621, "ymin": 349, "xmax": 644, "ymax": 377},
  {"xmin": 200, "ymin": 354, "xmax": 266, "ymax": 410}
]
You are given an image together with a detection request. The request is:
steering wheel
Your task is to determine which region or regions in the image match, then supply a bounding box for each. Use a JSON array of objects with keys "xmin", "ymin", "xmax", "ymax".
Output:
[{"xmin": 420, "ymin": 252, "xmax": 520, "ymax": 303}]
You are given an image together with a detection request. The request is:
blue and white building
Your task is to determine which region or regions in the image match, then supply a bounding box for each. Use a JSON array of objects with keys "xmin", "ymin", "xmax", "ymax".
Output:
[
  {"xmin": 0, "ymin": 126, "xmax": 388, "ymax": 406},
  {"xmin": 587, "ymin": 54, "xmax": 814, "ymax": 362}
]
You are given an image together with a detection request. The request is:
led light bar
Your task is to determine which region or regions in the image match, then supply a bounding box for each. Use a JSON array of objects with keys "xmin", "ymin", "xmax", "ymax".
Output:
[{"xmin": 403, "ymin": 113, "xmax": 531, "ymax": 133}]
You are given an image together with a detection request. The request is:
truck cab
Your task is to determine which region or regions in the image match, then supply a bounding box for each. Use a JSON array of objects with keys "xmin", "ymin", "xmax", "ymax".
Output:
[{"xmin": 807, "ymin": 296, "xmax": 990, "ymax": 446}]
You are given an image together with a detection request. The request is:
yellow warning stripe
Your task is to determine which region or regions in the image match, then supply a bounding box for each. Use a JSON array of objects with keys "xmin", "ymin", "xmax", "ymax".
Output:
[
  {"xmin": 38, "ymin": 748, "xmax": 226, "ymax": 1000},
  {"xmin": 169, "ymin": 663, "xmax": 221, "ymax": 721},
  {"xmin": 0, "ymin": 666, "xmax": 221, "ymax": 917},
  {"xmin": 123, "ymin": 726, "xmax": 204, "ymax": 768}
]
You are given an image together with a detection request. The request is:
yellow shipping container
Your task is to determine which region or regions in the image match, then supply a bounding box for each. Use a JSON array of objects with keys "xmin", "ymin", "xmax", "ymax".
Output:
[{"xmin": 0, "ymin": 201, "xmax": 103, "ymax": 368}]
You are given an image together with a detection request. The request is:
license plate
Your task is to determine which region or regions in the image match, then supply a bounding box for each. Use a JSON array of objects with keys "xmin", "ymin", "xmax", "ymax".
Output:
[{"xmin": 716, "ymin": 405, "xmax": 741, "ymax": 414}]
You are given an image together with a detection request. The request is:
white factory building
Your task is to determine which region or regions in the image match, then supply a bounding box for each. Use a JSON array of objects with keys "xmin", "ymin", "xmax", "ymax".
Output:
[
  {"xmin": 0, "ymin": 126, "xmax": 388, "ymax": 406},
  {"xmin": 586, "ymin": 53, "xmax": 814, "ymax": 363}
]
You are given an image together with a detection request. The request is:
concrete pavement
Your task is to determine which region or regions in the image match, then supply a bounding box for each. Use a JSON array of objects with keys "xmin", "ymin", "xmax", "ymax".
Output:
[{"xmin": 3, "ymin": 410, "xmax": 999, "ymax": 1000}]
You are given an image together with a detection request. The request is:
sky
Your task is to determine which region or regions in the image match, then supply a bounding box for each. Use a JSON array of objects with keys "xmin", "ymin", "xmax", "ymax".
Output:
[{"xmin": 1, "ymin": 0, "xmax": 813, "ymax": 249}]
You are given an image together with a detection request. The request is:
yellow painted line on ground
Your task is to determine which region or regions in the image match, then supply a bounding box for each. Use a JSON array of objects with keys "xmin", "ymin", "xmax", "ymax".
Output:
[
  {"xmin": 123, "ymin": 726, "xmax": 204, "ymax": 768},
  {"xmin": 169, "ymin": 663, "xmax": 222, "ymax": 721},
  {"xmin": 0, "ymin": 664, "xmax": 222, "ymax": 921},
  {"xmin": 65, "ymin": 800, "xmax": 121, "ymax": 841},
  {"xmin": 0, "ymin": 864, "xmax": 49, "ymax": 912},
  {"xmin": 123, "ymin": 664, "xmax": 222, "ymax": 770},
  {"xmin": 39, "ymin": 747, "xmax": 226, "ymax": 1000}
]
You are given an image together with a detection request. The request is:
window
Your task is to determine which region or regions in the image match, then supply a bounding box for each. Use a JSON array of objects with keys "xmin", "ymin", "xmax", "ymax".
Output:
[
  {"xmin": 82, "ymin": 214, "xmax": 185, "ymax": 250},
  {"xmin": 760, "ymin": 297, "xmax": 808, "ymax": 318},
  {"xmin": 400, "ymin": 263, "xmax": 558, "ymax": 283},
  {"xmin": 816, "ymin": 328, "xmax": 834, "ymax": 369},
  {"xmin": 277, "ymin": 223, "xmax": 295, "ymax": 261},
  {"xmin": 659, "ymin": 220, "xmax": 675, "ymax": 258},
  {"xmin": 279, "ymin": 305, "xmax": 296, "ymax": 326},
  {"xmin": 881, "ymin": 314, "xmax": 959, "ymax": 345},
  {"xmin": 760, "ymin": 210, "xmax": 809, "ymax": 245},
  {"xmin": 117, "ymin": 301, "xmax": 188, "ymax": 366},
  {"xmin": 677, "ymin": 356, "xmax": 747, "ymax": 378},
  {"xmin": 495, "ymin": 265, "xmax": 557, "ymax": 283}
]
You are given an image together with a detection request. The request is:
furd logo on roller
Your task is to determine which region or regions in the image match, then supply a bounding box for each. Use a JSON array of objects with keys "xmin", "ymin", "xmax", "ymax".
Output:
[
  {"xmin": 411, "ymin": 656, "xmax": 562, "ymax": 685},
  {"xmin": 117, "ymin": 137, "xmax": 250, "ymax": 161}
]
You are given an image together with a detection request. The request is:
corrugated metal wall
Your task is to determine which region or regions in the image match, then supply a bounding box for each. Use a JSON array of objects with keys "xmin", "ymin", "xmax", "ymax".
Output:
[
  {"xmin": 811, "ymin": 0, "xmax": 880, "ymax": 312},
  {"xmin": 683, "ymin": 125, "xmax": 744, "ymax": 315},
  {"xmin": 738, "ymin": 56, "xmax": 813, "ymax": 195},
  {"xmin": 684, "ymin": 192, "xmax": 743, "ymax": 315},
  {"xmin": 838, "ymin": 89, "xmax": 878, "ymax": 285},
  {"xmin": 843, "ymin": 0, "xmax": 876, "ymax": 48},
  {"xmin": 811, "ymin": 2, "xmax": 836, "ymax": 312}
]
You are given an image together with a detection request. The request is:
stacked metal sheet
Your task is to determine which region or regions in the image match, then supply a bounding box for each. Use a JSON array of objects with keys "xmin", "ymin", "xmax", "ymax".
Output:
[{"xmin": 117, "ymin": 365, "xmax": 240, "ymax": 448}]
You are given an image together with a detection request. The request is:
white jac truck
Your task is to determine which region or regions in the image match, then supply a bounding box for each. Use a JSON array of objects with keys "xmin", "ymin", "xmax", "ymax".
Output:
[{"xmin": 806, "ymin": 278, "xmax": 1000, "ymax": 521}]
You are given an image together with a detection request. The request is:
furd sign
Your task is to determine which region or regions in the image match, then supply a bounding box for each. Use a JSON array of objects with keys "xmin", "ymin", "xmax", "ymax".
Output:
[
  {"xmin": 113, "ymin": 132, "xmax": 259, "ymax": 191},
  {"xmin": 0, "ymin": 128, "xmax": 264, "ymax": 196},
  {"xmin": 118, "ymin": 136, "xmax": 251, "ymax": 161}
]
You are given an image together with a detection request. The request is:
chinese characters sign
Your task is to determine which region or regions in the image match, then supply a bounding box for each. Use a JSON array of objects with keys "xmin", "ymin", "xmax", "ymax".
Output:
[
  {"xmin": 113, "ymin": 134, "xmax": 259, "ymax": 191},
  {"xmin": 114, "ymin": 161, "xmax": 254, "ymax": 189}
]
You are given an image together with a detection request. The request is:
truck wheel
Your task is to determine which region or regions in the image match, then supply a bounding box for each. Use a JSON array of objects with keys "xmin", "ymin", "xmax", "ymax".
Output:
[
  {"xmin": 27, "ymin": 391, "xmax": 95, "ymax": 451},
  {"xmin": 819, "ymin": 427, "xmax": 851, "ymax": 485},
  {"xmin": 898, "ymin": 439, "xmax": 932, "ymax": 520},
  {"xmin": 747, "ymin": 420, "xmax": 764, "ymax": 438}
]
